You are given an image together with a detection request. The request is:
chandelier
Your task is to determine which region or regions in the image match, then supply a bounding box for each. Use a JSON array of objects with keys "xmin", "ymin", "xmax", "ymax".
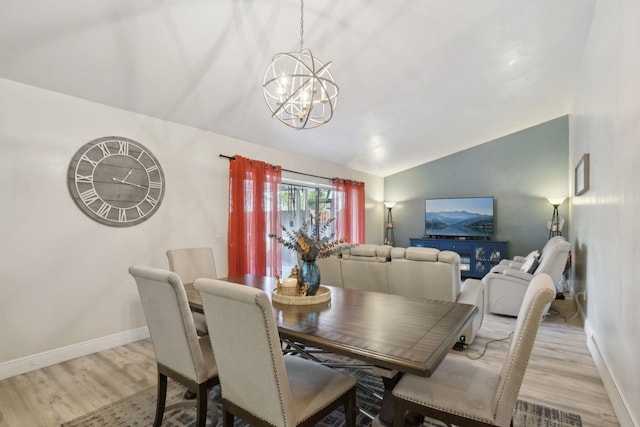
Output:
[{"xmin": 262, "ymin": 0, "xmax": 339, "ymax": 130}]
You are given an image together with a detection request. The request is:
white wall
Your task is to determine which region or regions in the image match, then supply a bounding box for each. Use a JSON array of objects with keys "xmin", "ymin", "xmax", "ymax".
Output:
[
  {"xmin": 0, "ymin": 78, "xmax": 383, "ymax": 373},
  {"xmin": 570, "ymin": 1, "xmax": 640, "ymax": 425}
]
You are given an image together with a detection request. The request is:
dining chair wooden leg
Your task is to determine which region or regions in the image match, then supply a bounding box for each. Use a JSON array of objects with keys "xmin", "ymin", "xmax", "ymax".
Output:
[
  {"xmin": 345, "ymin": 388, "xmax": 357, "ymax": 427},
  {"xmin": 393, "ymin": 396, "xmax": 404, "ymax": 427},
  {"xmin": 196, "ymin": 382, "xmax": 209, "ymax": 427},
  {"xmin": 223, "ymin": 407, "xmax": 234, "ymax": 427},
  {"xmin": 153, "ymin": 371, "xmax": 168, "ymax": 427}
]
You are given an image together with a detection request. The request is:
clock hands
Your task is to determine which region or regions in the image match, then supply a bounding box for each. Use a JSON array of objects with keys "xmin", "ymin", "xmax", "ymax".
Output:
[
  {"xmin": 112, "ymin": 178, "xmax": 147, "ymax": 188},
  {"xmin": 112, "ymin": 169, "xmax": 148, "ymax": 188},
  {"xmin": 112, "ymin": 177, "xmax": 148, "ymax": 188},
  {"xmin": 122, "ymin": 168, "xmax": 134, "ymax": 182}
]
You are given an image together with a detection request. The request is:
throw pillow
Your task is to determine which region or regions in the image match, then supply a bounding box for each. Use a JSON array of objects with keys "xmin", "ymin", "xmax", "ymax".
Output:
[
  {"xmin": 526, "ymin": 257, "xmax": 540, "ymax": 274},
  {"xmin": 526, "ymin": 250, "xmax": 540, "ymax": 259},
  {"xmin": 520, "ymin": 255, "xmax": 537, "ymax": 273}
]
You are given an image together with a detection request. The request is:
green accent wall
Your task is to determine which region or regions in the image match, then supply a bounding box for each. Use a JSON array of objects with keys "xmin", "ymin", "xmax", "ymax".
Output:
[{"xmin": 384, "ymin": 116, "xmax": 569, "ymax": 257}]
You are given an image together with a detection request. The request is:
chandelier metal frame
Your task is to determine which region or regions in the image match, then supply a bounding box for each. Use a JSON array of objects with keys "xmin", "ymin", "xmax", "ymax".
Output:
[{"xmin": 262, "ymin": 0, "xmax": 339, "ymax": 130}]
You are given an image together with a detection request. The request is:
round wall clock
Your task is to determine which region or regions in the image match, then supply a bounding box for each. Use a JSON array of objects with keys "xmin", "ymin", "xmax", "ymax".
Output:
[{"xmin": 68, "ymin": 136, "xmax": 165, "ymax": 227}]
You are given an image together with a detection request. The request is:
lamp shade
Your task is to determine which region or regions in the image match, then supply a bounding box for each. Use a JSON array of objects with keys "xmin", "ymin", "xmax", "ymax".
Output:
[
  {"xmin": 384, "ymin": 201, "xmax": 396, "ymax": 209},
  {"xmin": 546, "ymin": 197, "xmax": 566, "ymax": 206}
]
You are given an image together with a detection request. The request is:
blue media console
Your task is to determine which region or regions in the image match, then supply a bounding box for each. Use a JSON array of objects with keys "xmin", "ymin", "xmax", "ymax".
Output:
[{"xmin": 409, "ymin": 237, "xmax": 508, "ymax": 279}]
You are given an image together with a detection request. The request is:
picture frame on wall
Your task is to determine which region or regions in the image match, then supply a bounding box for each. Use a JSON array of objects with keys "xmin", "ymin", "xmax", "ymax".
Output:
[{"xmin": 575, "ymin": 153, "xmax": 590, "ymax": 196}]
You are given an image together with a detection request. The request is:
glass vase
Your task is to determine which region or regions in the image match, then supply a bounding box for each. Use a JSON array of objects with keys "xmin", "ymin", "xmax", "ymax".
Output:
[{"xmin": 300, "ymin": 260, "xmax": 321, "ymax": 296}]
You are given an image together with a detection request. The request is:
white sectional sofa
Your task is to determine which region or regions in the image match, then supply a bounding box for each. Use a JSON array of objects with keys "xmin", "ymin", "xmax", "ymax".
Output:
[{"xmin": 316, "ymin": 244, "xmax": 484, "ymax": 344}]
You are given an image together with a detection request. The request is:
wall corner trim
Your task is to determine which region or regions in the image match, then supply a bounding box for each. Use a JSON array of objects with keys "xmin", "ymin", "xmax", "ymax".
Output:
[
  {"xmin": 0, "ymin": 327, "xmax": 150, "ymax": 380},
  {"xmin": 585, "ymin": 321, "xmax": 636, "ymax": 427}
]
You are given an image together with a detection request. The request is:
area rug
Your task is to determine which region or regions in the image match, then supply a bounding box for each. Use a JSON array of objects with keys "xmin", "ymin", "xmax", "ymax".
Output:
[{"xmin": 61, "ymin": 358, "xmax": 582, "ymax": 427}]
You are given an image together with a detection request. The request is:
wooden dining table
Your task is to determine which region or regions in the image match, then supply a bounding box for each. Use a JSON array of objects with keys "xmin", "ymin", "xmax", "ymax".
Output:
[{"xmin": 185, "ymin": 274, "xmax": 477, "ymax": 426}]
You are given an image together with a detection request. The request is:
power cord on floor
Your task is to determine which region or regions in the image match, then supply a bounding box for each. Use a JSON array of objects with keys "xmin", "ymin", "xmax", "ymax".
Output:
[
  {"xmin": 547, "ymin": 306, "xmax": 567, "ymax": 321},
  {"xmin": 464, "ymin": 332, "xmax": 513, "ymax": 360},
  {"xmin": 567, "ymin": 291, "xmax": 586, "ymax": 321}
]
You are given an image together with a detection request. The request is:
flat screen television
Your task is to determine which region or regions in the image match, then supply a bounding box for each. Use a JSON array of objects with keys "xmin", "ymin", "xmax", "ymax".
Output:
[{"xmin": 425, "ymin": 197, "xmax": 494, "ymax": 239}]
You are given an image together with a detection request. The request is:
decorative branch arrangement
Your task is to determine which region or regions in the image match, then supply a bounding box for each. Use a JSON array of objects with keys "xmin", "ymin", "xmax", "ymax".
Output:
[{"xmin": 269, "ymin": 218, "xmax": 355, "ymax": 262}]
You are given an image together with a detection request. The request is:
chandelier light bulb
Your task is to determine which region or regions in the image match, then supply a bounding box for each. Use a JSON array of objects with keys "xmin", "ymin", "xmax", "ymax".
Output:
[{"xmin": 321, "ymin": 89, "xmax": 328, "ymax": 103}]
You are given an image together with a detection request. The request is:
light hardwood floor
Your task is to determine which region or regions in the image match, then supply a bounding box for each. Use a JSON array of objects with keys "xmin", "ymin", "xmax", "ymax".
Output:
[
  {"xmin": 0, "ymin": 297, "xmax": 620, "ymax": 426},
  {"xmin": 449, "ymin": 297, "xmax": 620, "ymax": 427}
]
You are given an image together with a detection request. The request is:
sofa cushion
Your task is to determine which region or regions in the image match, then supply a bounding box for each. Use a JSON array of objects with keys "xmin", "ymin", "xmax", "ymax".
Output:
[
  {"xmin": 375, "ymin": 245, "xmax": 393, "ymax": 259},
  {"xmin": 350, "ymin": 244, "xmax": 378, "ymax": 257},
  {"xmin": 438, "ymin": 250, "xmax": 460, "ymax": 265},
  {"xmin": 390, "ymin": 247, "xmax": 406, "ymax": 259},
  {"xmin": 342, "ymin": 244, "xmax": 391, "ymax": 263},
  {"xmin": 404, "ymin": 247, "xmax": 439, "ymax": 262}
]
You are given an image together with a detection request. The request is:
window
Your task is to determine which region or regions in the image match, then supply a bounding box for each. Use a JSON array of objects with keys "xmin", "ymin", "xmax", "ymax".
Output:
[
  {"xmin": 227, "ymin": 154, "xmax": 364, "ymax": 277},
  {"xmin": 277, "ymin": 179, "xmax": 335, "ymax": 277}
]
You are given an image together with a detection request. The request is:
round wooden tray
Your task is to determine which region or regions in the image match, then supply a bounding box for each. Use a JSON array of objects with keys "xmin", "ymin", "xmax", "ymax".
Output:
[{"xmin": 272, "ymin": 286, "xmax": 331, "ymax": 305}]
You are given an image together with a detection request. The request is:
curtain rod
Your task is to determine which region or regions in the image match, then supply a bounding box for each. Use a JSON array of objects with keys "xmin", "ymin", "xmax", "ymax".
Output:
[{"xmin": 219, "ymin": 154, "xmax": 333, "ymax": 181}]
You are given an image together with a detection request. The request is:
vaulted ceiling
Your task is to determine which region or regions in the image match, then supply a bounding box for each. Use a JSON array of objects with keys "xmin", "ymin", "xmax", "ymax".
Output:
[{"xmin": 0, "ymin": 0, "xmax": 596, "ymax": 176}]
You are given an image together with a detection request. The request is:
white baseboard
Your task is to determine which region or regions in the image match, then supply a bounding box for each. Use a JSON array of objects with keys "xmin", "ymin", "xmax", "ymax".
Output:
[
  {"xmin": 0, "ymin": 327, "xmax": 150, "ymax": 380},
  {"xmin": 585, "ymin": 320, "xmax": 637, "ymax": 427}
]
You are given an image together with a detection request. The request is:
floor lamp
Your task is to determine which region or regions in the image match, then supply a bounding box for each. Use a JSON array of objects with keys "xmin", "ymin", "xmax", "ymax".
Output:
[
  {"xmin": 384, "ymin": 202, "xmax": 396, "ymax": 246},
  {"xmin": 547, "ymin": 197, "xmax": 566, "ymax": 239}
]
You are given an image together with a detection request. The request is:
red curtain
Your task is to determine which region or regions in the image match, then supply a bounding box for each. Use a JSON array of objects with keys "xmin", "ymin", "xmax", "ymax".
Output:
[
  {"xmin": 332, "ymin": 178, "xmax": 365, "ymax": 244},
  {"xmin": 228, "ymin": 155, "xmax": 282, "ymax": 276}
]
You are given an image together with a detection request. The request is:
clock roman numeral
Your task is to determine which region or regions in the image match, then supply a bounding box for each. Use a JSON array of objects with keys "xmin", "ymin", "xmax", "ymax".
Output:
[
  {"xmin": 149, "ymin": 181, "xmax": 162, "ymax": 189},
  {"xmin": 96, "ymin": 203, "xmax": 111, "ymax": 218},
  {"xmin": 118, "ymin": 208, "xmax": 127, "ymax": 222},
  {"xmin": 136, "ymin": 205, "xmax": 145, "ymax": 217},
  {"xmin": 96, "ymin": 142, "xmax": 111, "ymax": 158},
  {"xmin": 79, "ymin": 188, "xmax": 100, "ymax": 205},
  {"xmin": 75, "ymin": 174, "xmax": 93, "ymax": 183},
  {"xmin": 80, "ymin": 155, "xmax": 98, "ymax": 167},
  {"xmin": 145, "ymin": 195, "xmax": 158, "ymax": 207},
  {"xmin": 145, "ymin": 165, "xmax": 158, "ymax": 173},
  {"xmin": 117, "ymin": 141, "xmax": 129, "ymax": 155}
]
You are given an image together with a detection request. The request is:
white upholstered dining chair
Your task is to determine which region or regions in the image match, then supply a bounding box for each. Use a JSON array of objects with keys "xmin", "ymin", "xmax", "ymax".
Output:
[
  {"xmin": 193, "ymin": 278, "xmax": 357, "ymax": 427},
  {"xmin": 392, "ymin": 273, "xmax": 556, "ymax": 427},
  {"xmin": 129, "ymin": 265, "xmax": 219, "ymax": 427},
  {"xmin": 166, "ymin": 247, "xmax": 218, "ymax": 284},
  {"xmin": 166, "ymin": 247, "xmax": 218, "ymax": 336}
]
